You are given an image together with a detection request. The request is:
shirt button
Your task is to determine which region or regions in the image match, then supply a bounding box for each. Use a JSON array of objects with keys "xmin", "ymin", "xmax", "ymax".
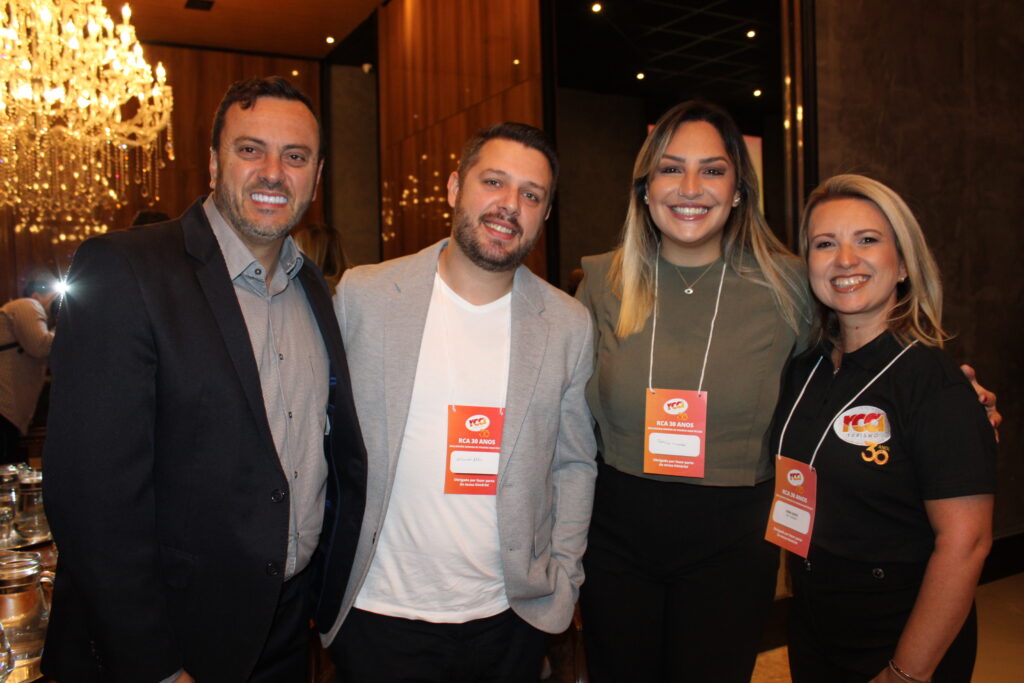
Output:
[
  {"xmin": 872, "ymin": 567, "xmax": 885, "ymax": 580},
  {"xmin": 288, "ymin": 411, "xmax": 293, "ymax": 419},
  {"xmin": 278, "ymin": 353, "xmax": 284, "ymax": 360},
  {"xmin": 271, "ymin": 489, "xmax": 286, "ymax": 503},
  {"xmin": 255, "ymin": 268, "xmax": 262, "ymax": 276},
  {"xmin": 265, "ymin": 561, "xmax": 280, "ymax": 577}
]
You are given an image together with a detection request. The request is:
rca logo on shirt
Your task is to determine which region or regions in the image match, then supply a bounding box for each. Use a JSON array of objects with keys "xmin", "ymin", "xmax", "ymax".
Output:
[
  {"xmin": 662, "ymin": 397, "xmax": 689, "ymax": 417},
  {"xmin": 832, "ymin": 405, "xmax": 891, "ymax": 446},
  {"xmin": 465, "ymin": 414, "xmax": 491, "ymax": 432}
]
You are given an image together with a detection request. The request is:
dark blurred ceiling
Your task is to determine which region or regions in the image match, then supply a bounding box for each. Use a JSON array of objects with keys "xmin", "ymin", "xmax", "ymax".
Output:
[
  {"xmin": 554, "ymin": 0, "xmax": 780, "ymax": 117},
  {"xmin": 101, "ymin": 0, "xmax": 381, "ymax": 59}
]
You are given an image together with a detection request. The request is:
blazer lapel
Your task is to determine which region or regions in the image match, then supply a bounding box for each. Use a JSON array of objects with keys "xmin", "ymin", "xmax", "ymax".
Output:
[
  {"xmin": 382, "ymin": 245, "xmax": 438, "ymax": 472},
  {"xmin": 499, "ymin": 268, "xmax": 547, "ymax": 480},
  {"xmin": 182, "ymin": 199, "xmax": 277, "ymax": 455}
]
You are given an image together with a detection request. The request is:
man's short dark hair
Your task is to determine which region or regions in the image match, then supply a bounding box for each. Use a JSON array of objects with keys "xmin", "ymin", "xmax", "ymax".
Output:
[
  {"xmin": 210, "ymin": 76, "xmax": 324, "ymax": 160},
  {"xmin": 457, "ymin": 122, "xmax": 559, "ymax": 199},
  {"xmin": 23, "ymin": 279, "xmax": 53, "ymax": 299}
]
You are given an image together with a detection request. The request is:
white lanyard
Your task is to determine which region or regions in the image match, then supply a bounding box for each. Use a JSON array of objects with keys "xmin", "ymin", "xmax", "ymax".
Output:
[
  {"xmin": 647, "ymin": 242, "xmax": 727, "ymax": 396},
  {"xmin": 775, "ymin": 340, "xmax": 917, "ymax": 469}
]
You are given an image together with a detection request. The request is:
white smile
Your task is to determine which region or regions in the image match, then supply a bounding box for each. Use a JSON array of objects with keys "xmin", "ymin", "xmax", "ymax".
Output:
[
  {"xmin": 670, "ymin": 206, "xmax": 709, "ymax": 217},
  {"xmin": 831, "ymin": 275, "xmax": 869, "ymax": 288},
  {"xmin": 251, "ymin": 192, "xmax": 287, "ymax": 205},
  {"xmin": 483, "ymin": 220, "xmax": 515, "ymax": 235}
]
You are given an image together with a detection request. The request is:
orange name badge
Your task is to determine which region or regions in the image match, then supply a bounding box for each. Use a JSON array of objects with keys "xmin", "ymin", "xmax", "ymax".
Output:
[
  {"xmin": 444, "ymin": 405, "xmax": 504, "ymax": 495},
  {"xmin": 643, "ymin": 388, "xmax": 707, "ymax": 478},
  {"xmin": 765, "ymin": 455, "xmax": 818, "ymax": 557}
]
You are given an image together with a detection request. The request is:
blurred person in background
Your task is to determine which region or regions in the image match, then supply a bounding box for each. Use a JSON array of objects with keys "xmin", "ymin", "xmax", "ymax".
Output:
[
  {"xmin": 295, "ymin": 222, "xmax": 348, "ymax": 295},
  {"xmin": 0, "ymin": 277, "xmax": 58, "ymax": 464}
]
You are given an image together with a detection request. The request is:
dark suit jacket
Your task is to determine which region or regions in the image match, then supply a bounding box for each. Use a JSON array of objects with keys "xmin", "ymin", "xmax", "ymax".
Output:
[{"xmin": 41, "ymin": 198, "xmax": 367, "ymax": 682}]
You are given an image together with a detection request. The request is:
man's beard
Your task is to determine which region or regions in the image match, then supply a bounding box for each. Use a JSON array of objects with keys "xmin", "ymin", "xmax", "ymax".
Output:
[
  {"xmin": 451, "ymin": 203, "xmax": 540, "ymax": 272},
  {"xmin": 214, "ymin": 175, "xmax": 310, "ymax": 244}
]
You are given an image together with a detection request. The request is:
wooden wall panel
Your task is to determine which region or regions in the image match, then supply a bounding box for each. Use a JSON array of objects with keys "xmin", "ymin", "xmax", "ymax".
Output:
[
  {"xmin": 378, "ymin": 0, "xmax": 546, "ymax": 274},
  {"xmin": 2, "ymin": 46, "xmax": 320, "ymax": 302}
]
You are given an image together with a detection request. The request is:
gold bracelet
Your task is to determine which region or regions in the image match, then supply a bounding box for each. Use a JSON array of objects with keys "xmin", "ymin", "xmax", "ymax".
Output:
[{"xmin": 888, "ymin": 659, "xmax": 932, "ymax": 683}]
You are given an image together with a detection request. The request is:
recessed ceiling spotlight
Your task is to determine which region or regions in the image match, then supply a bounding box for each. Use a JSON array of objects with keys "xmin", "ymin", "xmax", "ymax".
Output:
[
  {"xmin": 291, "ymin": 69, "xmax": 299, "ymax": 77},
  {"xmin": 746, "ymin": 29, "xmax": 756, "ymax": 38},
  {"xmin": 591, "ymin": 3, "xmax": 603, "ymax": 13},
  {"xmin": 325, "ymin": 36, "xmax": 335, "ymax": 44},
  {"xmin": 753, "ymin": 89, "xmax": 763, "ymax": 97},
  {"xmin": 636, "ymin": 72, "xmax": 645, "ymax": 80},
  {"xmin": 513, "ymin": 58, "xmax": 520, "ymax": 65}
]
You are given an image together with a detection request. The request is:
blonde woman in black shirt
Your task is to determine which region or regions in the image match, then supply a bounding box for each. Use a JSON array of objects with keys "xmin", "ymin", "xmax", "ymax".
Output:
[{"xmin": 772, "ymin": 174, "xmax": 996, "ymax": 682}]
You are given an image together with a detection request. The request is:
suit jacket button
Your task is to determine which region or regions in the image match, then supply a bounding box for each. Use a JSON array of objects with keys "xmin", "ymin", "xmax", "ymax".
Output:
[
  {"xmin": 266, "ymin": 561, "xmax": 281, "ymax": 576},
  {"xmin": 271, "ymin": 488, "xmax": 286, "ymax": 503}
]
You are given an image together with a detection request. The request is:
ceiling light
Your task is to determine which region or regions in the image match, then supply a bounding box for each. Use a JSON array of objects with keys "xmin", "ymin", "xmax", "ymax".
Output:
[
  {"xmin": 753, "ymin": 89, "xmax": 762, "ymax": 97},
  {"xmin": 513, "ymin": 58, "xmax": 520, "ymax": 65},
  {"xmin": 746, "ymin": 29, "xmax": 756, "ymax": 38},
  {"xmin": 325, "ymin": 36, "xmax": 335, "ymax": 44},
  {"xmin": 291, "ymin": 69, "xmax": 299, "ymax": 76},
  {"xmin": 636, "ymin": 72, "xmax": 645, "ymax": 80},
  {"xmin": 591, "ymin": 3, "xmax": 602, "ymax": 12}
]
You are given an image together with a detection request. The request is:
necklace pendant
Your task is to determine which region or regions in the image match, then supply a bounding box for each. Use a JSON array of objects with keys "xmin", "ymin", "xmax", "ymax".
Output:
[{"xmin": 684, "ymin": 287, "xmax": 694, "ymax": 295}]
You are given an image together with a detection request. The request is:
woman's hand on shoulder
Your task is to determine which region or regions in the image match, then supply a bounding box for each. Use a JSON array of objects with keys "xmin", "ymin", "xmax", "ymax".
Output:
[{"xmin": 960, "ymin": 364, "xmax": 1001, "ymax": 441}]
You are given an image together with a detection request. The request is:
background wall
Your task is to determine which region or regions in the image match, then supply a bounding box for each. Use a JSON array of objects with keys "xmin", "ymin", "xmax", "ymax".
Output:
[
  {"xmin": 376, "ymin": 0, "xmax": 546, "ymax": 275},
  {"xmin": 814, "ymin": 0, "xmax": 1023, "ymax": 537},
  {"xmin": 328, "ymin": 64, "xmax": 380, "ymax": 267},
  {"xmin": 554, "ymin": 88, "xmax": 647, "ymax": 287},
  {"xmin": 0, "ymin": 45, "xmax": 321, "ymax": 303}
]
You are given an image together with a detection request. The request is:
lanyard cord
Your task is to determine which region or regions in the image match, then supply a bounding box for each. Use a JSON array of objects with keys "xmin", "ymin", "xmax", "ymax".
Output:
[
  {"xmin": 777, "ymin": 340, "xmax": 918, "ymax": 469},
  {"xmin": 647, "ymin": 243, "xmax": 727, "ymax": 396},
  {"xmin": 775, "ymin": 356, "xmax": 823, "ymax": 457}
]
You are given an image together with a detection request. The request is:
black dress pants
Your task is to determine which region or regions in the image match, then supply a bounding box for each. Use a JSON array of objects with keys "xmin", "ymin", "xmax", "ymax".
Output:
[
  {"xmin": 249, "ymin": 568, "xmax": 312, "ymax": 683},
  {"xmin": 787, "ymin": 548, "xmax": 977, "ymax": 683},
  {"xmin": 580, "ymin": 463, "xmax": 778, "ymax": 683},
  {"xmin": 0, "ymin": 414, "xmax": 20, "ymax": 465},
  {"xmin": 330, "ymin": 607, "xmax": 549, "ymax": 683}
]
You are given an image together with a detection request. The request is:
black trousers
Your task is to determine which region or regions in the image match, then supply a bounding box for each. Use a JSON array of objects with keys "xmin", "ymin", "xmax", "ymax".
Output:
[
  {"xmin": 787, "ymin": 548, "xmax": 977, "ymax": 683},
  {"xmin": 580, "ymin": 463, "xmax": 779, "ymax": 683},
  {"xmin": 330, "ymin": 607, "xmax": 549, "ymax": 683},
  {"xmin": 248, "ymin": 568, "xmax": 312, "ymax": 683},
  {"xmin": 0, "ymin": 414, "xmax": 20, "ymax": 465}
]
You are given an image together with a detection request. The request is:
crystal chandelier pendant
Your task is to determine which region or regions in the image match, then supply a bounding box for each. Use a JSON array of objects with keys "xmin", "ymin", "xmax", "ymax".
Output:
[{"xmin": 0, "ymin": 1, "xmax": 175, "ymax": 242}]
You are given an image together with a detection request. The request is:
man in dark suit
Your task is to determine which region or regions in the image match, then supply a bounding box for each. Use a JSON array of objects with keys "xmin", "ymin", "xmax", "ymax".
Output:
[{"xmin": 42, "ymin": 77, "xmax": 366, "ymax": 683}]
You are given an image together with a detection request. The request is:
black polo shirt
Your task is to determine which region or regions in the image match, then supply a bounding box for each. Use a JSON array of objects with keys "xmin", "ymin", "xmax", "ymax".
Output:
[{"xmin": 771, "ymin": 332, "xmax": 996, "ymax": 564}]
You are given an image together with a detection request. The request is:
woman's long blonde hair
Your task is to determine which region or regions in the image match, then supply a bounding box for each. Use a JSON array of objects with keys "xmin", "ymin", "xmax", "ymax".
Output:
[
  {"xmin": 800, "ymin": 174, "xmax": 947, "ymax": 348},
  {"xmin": 609, "ymin": 100, "xmax": 805, "ymax": 338}
]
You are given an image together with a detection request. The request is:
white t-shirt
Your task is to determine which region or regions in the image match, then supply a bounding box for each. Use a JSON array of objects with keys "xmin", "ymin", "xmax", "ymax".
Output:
[{"xmin": 354, "ymin": 273, "xmax": 512, "ymax": 622}]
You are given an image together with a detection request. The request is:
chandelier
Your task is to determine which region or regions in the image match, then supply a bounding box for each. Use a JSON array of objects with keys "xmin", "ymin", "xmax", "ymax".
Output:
[{"xmin": 0, "ymin": 0, "xmax": 174, "ymax": 243}]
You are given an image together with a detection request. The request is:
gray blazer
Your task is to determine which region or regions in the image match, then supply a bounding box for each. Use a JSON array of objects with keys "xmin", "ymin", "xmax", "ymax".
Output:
[{"xmin": 325, "ymin": 239, "xmax": 597, "ymax": 642}]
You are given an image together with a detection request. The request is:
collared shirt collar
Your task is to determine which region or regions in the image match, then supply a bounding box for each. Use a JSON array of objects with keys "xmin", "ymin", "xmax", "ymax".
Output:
[
  {"xmin": 203, "ymin": 195, "xmax": 304, "ymax": 292},
  {"xmin": 819, "ymin": 330, "xmax": 901, "ymax": 372}
]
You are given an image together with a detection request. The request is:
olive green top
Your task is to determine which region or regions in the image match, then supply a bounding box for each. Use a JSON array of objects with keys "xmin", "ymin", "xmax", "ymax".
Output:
[{"xmin": 576, "ymin": 250, "xmax": 812, "ymax": 487}]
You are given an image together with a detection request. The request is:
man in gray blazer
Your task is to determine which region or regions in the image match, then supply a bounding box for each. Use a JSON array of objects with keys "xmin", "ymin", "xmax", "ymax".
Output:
[{"xmin": 326, "ymin": 123, "xmax": 597, "ymax": 681}]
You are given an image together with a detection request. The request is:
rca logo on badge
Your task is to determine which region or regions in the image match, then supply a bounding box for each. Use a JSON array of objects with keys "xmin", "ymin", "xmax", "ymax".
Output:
[
  {"xmin": 662, "ymin": 398, "xmax": 689, "ymax": 415},
  {"xmin": 787, "ymin": 469, "xmax": 804, "ymax": 487},
  {"xmin": 465, "ymin": 415, "xmax": 491, "ymax": 432},
  {"xmin": 833, "ymin": 405, "xmax": 891, "ymax": 445}
]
